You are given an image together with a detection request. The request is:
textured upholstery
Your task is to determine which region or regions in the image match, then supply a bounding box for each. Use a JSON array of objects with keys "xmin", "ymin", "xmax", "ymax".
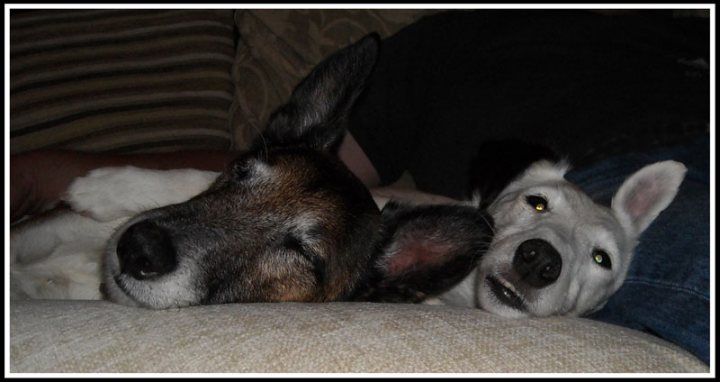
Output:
[{"xmin": 10, "ymin": 300, "xmax": 708, "ymax": 373}]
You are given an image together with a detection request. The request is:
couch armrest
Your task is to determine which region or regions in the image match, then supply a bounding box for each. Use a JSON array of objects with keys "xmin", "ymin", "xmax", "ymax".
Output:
[{"xmin": 9, "ymin": 300, "xmax": 708, "ymax": 373}]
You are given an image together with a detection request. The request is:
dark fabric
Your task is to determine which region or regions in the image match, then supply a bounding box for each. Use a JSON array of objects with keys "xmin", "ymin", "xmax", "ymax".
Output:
[
  {"xmin": 566, "ymin": 132, "xmax": 710, "ymax": 365},
  {"xmin": 348, "ymin": 10, "xmax": 709, "ymax": 199}
]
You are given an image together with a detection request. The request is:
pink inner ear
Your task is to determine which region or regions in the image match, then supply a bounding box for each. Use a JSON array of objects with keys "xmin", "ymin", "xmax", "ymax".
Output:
[
  {"xmin": 386, "ymin": 239, "xmax": 455, "ymax": 276},
  {"xmin": 625, "ymin": 179, "xmax": 660, "ymax": 221}
]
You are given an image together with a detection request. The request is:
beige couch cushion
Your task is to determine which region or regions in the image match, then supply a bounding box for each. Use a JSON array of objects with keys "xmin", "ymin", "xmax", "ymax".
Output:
[
  {"xmin": 10, "ymin": 10, "xmax": 236, "ymax": 154},
  {"xmin": 231, "ymin": 9, "xmax": 439, "ymax": 148},
  {"xmin": 10, "ymin": 300, "xmax": 707, "ymax": 373}
]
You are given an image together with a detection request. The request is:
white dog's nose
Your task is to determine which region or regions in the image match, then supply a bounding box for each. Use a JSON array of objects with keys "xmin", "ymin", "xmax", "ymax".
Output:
[{"xmin": 512, "ymin": 239, "xmax": 562, "ymax": 288}]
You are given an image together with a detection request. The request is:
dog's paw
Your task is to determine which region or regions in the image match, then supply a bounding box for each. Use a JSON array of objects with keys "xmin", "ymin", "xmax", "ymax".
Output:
[
  {"xmin": 63, "ymin": 167, "xmax": 143, "ymax": 221},
  {"xmin": 63, "ymin": 166, "xmax": 219, "ymax": 222}
]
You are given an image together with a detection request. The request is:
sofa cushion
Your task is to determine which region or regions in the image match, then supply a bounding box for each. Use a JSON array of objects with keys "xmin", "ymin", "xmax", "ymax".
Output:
[
  {"xmin": 9, "ymin": 300, "xmax": 708, "ymax": 373},
  {"xmin": 10, "ymin": 9, "xmax": 236, "ymax": 154},
  {"xmin": 230, "ymin": 9, "xmax": 438, "ymax": 149}
]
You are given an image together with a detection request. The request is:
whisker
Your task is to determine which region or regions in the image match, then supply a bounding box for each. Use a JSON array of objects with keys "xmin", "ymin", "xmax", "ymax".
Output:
[{"xmin": 480, "ymin": 213, "xmax": 496, "ymax": 235}]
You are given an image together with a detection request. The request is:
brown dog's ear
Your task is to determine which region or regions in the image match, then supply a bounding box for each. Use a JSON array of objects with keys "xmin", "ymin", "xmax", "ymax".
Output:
[
  {"xmin": 255, "ymin": 33, "xmax": 380, "ymax": 154},
  {"xmin": 353, "ymin": 202, "xmax": 493, "ymax": 303}
]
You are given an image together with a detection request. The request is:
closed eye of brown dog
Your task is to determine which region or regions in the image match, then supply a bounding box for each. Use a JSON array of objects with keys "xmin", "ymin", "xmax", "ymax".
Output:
[{"xmin": 282, "ymin": 234, "xmax": 326, "ymax": 284}]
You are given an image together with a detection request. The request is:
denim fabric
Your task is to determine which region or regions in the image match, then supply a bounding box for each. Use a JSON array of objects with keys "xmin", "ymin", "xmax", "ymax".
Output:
[{"xmin": 565, "ymin": 133, "xmax": 711, "ymax": 364}]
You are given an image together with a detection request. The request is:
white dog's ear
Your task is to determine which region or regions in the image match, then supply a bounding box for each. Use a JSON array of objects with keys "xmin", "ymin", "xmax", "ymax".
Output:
[{"xmin": 611, "ymin": 160, "xmax": 687, "ymax": 237}]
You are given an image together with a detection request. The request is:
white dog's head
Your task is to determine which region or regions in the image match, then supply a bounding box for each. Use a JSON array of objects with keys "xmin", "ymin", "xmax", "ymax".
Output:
[{"xmin": 477, "ymin": 159, "xmax": 687, "ymax": 318}]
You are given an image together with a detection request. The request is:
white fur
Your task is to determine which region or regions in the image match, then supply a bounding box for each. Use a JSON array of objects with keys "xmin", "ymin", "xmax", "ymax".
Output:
[
  {"xmin": 437, "ymin": 160, "xmax": 687, "ymax": 318},
  {"xmin": 611, "ymin": 161, "xmax": 688, "ymax": 237},
  {"xmin": 64, "ymin": 166, "xmax": 219, "ymax": 222}
]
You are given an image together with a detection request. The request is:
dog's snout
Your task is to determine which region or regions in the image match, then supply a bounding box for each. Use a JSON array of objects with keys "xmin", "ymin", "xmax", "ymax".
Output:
[
  {"xmin": 116, "ymin": 221, "xmax": 177, "ymax": 280},
  {"xmin": 513, "ymin": 239, "xmax": 562, "ymax": 288}
]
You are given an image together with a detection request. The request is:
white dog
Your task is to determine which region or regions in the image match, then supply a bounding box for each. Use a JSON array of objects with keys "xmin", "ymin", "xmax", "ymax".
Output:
[{"xmin": 434, "ymin": 159, "xmax": 687, "ymax": 317}]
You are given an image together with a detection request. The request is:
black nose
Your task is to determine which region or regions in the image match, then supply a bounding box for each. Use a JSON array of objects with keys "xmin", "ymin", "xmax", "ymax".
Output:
[
  {"xmin": 512, "ymin": 239, "xmax": 562, "ymax": 288},
  {"xmin": 116, "ymin": 220, "xmax": 177, "ymax": 280}
]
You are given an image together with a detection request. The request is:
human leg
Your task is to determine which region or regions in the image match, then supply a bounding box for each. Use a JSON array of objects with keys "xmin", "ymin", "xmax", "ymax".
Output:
[{"xmin": 566, "ymin": 133, "xmax": 711, "ymax": 364}]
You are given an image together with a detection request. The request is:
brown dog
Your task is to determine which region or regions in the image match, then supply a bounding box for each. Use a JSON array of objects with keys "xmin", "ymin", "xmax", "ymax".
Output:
[{"xmin": 12, "ymin": 34, "xmax": 493, "ymax": 309}]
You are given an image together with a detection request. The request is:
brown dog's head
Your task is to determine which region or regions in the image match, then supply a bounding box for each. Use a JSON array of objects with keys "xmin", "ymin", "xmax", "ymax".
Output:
[{"xmin": 103, "ymin": 35, "xmax": 383, "ymax": 308}]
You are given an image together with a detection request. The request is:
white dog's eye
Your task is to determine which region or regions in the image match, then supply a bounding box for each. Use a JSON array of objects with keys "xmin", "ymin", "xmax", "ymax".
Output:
[
  {"xmin": 592, "ymin": 249, "xmax": 612, "ymax": 270},
  {"xmin": 526, "ymin": 195, "xmax": 548, "ymax": 213}
]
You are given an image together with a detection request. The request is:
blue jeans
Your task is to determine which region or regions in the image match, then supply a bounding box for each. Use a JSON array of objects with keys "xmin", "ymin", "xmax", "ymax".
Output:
[{"xmin": 565, "ymin": 133, "xmax": 710, "ymax": 364}]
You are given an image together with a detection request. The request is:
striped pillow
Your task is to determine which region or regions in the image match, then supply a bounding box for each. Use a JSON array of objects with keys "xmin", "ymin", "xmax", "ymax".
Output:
[{"xmin": 10, "ymin": 9, "xmax": 236, "ymax": 154}]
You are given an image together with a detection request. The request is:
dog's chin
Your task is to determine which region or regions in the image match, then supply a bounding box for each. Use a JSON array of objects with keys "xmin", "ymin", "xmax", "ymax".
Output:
[
  {"xmin": 102, "ymin": 246, "xmax": 142, "ymax": 307},
  {"xmin": 106, "ymin": 276, "xmax": 142, "ymax": 307},
  {"xmin": 103, "ymin": 246, "xmax": 201, "ymax": 309}
]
